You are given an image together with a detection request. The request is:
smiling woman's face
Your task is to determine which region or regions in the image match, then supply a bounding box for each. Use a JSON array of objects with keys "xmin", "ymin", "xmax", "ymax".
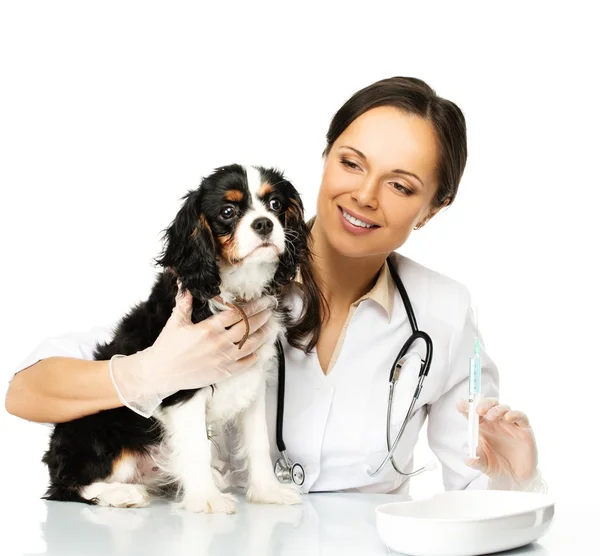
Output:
[{"xmin": 315, "ymin": 105, "xmax": 443, "ymax": 258}]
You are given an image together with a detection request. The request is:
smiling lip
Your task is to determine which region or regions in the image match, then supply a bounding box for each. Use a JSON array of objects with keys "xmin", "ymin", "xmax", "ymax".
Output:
[
  {"xmin": 337, "ymin": 206, "xmax": 380, "ymax": 236},
  {"xmin": 338, "ymin": 206, "xmax": 379, "ymax": 226}
]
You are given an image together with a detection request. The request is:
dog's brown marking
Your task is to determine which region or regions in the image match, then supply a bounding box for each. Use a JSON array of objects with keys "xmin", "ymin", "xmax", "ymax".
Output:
[
  {"xmin": 218, "ymin": 233, "xmax": 239, "ymax": 263},
  {"xmin": 217, "ymin": 233, "xmax": 232, "ymax": 246},
  {"xmin": 196, "ymin": 213, "xmax": 216, "ymax": 251},
  {"xmin": 285, "ymin": 197, "xmax": 303, "ymax": 227},
  {"xmin": 110, "ymin": 449, "xmax": 137, "ymax": 482},
  {"xmin": 225, "ymin": 189, "xmax": 244, "ymax": 202},
  {"xmin": 258, "ymin": 182, "xmax": 273, "ymax": 198},
  {"xmin": 199, "ymin": 213, "xmax": 211, "ymax": 232}
]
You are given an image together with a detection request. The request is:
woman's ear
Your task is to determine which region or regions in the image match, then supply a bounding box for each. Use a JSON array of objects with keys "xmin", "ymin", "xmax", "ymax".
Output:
[
  {"xmin": 415, "ymin": 197, "xmax": 451, "ymax": 229},
  {"xmin": 154, "ymin": 189, "xmax": 221, "ymax": 300}
]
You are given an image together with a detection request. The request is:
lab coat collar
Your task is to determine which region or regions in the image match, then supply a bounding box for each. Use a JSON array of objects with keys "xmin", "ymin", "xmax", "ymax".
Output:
[{"xmin": 293, "ymin": 260, "xmax": 394, "ymax": 323}]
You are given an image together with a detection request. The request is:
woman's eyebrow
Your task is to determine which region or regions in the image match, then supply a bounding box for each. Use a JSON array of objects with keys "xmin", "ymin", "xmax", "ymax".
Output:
[{"xmin": 340, "ymin": 145, "xmax": 425, "ymax": 188}]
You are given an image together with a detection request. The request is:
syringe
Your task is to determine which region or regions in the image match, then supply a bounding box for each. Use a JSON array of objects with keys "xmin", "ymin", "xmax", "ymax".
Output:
[{"xmin": 468, "ymin": 337, "xmax": 481, "ymax": 458}]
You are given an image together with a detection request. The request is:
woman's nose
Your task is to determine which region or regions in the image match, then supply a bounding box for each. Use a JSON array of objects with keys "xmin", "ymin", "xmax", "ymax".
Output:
[{"xmin": 351, "ymin": 177, "xmax": 379, "ymax": 209}]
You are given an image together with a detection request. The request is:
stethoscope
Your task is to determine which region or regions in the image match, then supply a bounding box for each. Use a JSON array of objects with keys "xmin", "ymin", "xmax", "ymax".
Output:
[{"xmin": 274, "ymin": 255, "xmax": 436, "ymax": 486}]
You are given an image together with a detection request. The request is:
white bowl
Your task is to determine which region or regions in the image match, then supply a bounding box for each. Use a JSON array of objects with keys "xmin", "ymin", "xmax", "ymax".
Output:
[{"xmin": 375, "ymin": 489, "xmax": 555, "ymax": 556}]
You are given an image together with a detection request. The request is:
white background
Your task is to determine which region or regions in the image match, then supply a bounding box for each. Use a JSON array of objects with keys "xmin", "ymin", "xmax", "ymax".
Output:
[{"xmin": 1, "ymin": 1, "xmax": 598, "ymax": 552}]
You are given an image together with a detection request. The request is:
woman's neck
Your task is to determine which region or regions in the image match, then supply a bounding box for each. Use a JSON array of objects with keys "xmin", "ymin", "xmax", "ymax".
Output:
[{"xmin": 309, "ymin": 217, "xmax": 387, "ymax": 310}]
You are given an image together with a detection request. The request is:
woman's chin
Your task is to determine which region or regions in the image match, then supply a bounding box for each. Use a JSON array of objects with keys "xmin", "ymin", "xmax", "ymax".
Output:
[
  {"xmin": 326, "ymin": 228, "xmax": 403, "ymax": 260},
  {"xmin": 327, "ymin": 233, "xmax": 377, "ymax": 258}
]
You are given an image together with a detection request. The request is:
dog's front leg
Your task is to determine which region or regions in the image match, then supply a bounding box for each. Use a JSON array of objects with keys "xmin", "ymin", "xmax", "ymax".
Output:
[
  {"xmin": 164, "ymin": 391, "xmax": 237, "ymax": 514},
  {"xmin": 240, "ymin": 377, "xmax": 302, "ymax": 505}
]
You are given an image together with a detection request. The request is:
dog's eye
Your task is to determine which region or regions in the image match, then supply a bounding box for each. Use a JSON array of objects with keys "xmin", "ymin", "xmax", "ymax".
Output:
[
  {"xmin": 269, "ymin": 198, "xmax": 282, "ymax": 212},
  {"xmin": 220, "ymin": 206, "xmax": 236, "ymax": 220}
]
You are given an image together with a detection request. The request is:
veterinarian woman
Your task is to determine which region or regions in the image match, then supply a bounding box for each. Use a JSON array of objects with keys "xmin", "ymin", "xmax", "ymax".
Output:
[{"xmin": 5, "ymin": 76, "xmax": 546, "ymax": 496}]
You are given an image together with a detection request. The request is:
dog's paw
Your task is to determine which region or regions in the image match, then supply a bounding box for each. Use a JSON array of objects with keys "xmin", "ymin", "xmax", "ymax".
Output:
[
  {"xmin": 82, "ymin": 483, "xmax": 150, "ymax": 508},
  {"xmin": 246, "ymin": 481, "xmax": 302, "ymax": 505},
  {"xmin": 177, "ymin": 490, "xmax": 238, "ymax": 514}
]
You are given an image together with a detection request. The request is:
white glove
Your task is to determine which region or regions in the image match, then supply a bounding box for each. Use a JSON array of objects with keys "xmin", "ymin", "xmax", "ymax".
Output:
[{"xmin": 109, "ymin": 286, "xmax": 274, "ymax": 417}]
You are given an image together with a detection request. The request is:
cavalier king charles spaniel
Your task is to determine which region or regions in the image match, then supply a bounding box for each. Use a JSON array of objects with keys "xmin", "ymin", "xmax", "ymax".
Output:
[{"xmin": 41, "ymin": 163, "xmax": 310, "ymax": 513}]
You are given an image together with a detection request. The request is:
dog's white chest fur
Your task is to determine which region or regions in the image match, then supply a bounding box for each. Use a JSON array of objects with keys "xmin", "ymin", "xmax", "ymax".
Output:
[
  {"xmin": 201, "ymin": 281, "xmax": 281, "ymax": 424},
  {"xmin": 205, "ymin": 326, "xmax": 280, "ymax": 425}
]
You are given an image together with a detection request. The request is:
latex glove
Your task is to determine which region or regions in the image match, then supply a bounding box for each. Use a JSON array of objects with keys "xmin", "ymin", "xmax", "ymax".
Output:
[
  {"xmin": 456, "ymin": 397, "xmax": 547, "ymax": 492},
  {"xmin": 109, "ymin": 286, "xmax": 274, "ymax": 418}
]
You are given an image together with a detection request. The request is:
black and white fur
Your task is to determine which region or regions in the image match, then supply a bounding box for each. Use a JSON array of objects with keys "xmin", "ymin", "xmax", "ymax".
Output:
[{"xmin": 41, "ymin": 163, "xmax": 310, "ymax": 513}]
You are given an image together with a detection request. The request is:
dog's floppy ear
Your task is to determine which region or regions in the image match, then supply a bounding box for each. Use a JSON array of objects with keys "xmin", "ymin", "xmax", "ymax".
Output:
[
  {"xmin": 273, "ymin": 186, "xmax": 310, "ymax": 288},
  {"xmin": 155, "ymin": 189, "xmax": 221, "ymax": 300}
]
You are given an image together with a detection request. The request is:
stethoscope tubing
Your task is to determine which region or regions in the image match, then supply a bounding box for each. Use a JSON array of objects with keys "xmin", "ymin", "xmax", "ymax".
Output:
[{"xmin": 275, "ymin": 254, "xmax": 434, "ymax": 483}]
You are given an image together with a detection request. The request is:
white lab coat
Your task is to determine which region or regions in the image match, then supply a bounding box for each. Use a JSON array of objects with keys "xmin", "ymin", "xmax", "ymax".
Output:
[{"xmin": 10, "ymin": 252, "xmax": 498, "ymax": 494}]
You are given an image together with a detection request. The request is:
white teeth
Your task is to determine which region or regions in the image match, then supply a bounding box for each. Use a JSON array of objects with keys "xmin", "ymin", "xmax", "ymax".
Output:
[{"xmin": 341, "ymin": 209, "xmax": 374, "ymax": 228}]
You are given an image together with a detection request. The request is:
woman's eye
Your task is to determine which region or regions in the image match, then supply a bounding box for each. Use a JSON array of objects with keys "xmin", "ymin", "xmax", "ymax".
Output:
[
  {"xmin": 341, "ymin": 158, "xmax": 361, "ymax": 171},
  {"xmin": 220, "ymin": 206, "xmax": 236, "ymax": 219},
  {"xmin": 391, "ymin": 183, "xmax": 414, "ymax": 196},
  {"xmin": 269, "ymin": 198, "xmax": 282, "ymax": 211}
]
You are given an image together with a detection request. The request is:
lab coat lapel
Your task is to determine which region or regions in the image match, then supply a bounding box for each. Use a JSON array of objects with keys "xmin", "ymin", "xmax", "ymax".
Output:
[{"xmin": 265, "ymin": 339, "xmax": 335, "ymax": 493}]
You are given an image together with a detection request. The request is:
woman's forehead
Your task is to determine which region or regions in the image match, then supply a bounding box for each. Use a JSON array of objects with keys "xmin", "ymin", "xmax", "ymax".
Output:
[{"xmin": 335, "ymin": 106, "xmax": 439, "ymax": 188}]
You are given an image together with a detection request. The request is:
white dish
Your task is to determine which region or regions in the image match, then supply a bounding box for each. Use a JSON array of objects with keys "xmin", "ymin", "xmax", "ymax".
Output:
[{"xmin": 375, "ymin": 489, "xmax": 555, "ymax": 556}]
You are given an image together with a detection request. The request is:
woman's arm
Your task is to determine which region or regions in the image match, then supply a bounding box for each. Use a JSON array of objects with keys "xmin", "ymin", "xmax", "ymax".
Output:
[
  {"xmin": 5, "ymin": 357, "xmax": 123, "ymax": 423},
  {"xmin": 5, "ymin": 292, "xmax": 274, "ymax": 424},
  {"xmin": 426, "ymin": 293, "xmax": 546, "ymax": 492}
]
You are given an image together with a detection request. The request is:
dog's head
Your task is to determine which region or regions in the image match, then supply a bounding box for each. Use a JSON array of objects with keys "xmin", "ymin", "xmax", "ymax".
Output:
[{"xmin": 155, "ymin": 163, "xmax": 309, "ymax": 301}]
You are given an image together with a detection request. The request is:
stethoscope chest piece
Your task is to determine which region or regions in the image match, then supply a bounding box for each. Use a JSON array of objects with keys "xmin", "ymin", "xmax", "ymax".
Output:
[
  {"xmin": 291, "ymin": 462, "xmax": 305, "ymax": 485},
  {"xmin": 274, "ymin": 452, "xmax": 305, "ymax": 486}
]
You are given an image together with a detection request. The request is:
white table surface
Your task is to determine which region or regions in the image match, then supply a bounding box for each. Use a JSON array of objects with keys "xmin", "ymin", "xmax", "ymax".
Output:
[
  {"xmin": 3, "ymin": 491, "xmax": 592, "ymax": 555},
  {"xmin": 0, "ymin": 493, "xmax": 599, "ymax": 556}
]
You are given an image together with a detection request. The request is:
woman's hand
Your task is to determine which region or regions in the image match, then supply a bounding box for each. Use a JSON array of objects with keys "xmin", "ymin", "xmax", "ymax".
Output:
[
  {"xmin": 456, "ymin": 398, "xmax": 543, "ymax": 489},
  {"xmin": 110, "ymin": 285, "xmax": 274, "ymax": 418}
]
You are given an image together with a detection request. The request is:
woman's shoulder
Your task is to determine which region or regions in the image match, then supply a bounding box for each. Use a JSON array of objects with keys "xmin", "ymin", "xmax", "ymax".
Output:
[
  {"xmin": 11, "ymin": 325, "xmax": 116, "ymax": 381},
  {"xmin": 388, "ymin": 251, "xmax": 472, "ymax": 315}
]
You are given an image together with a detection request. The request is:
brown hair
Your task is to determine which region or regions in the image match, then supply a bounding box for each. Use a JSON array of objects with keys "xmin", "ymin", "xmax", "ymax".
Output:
[
  {"xmin": 288, "ymin": 76, "xmax": 468, "ymax": 353},
  {"xmin": 324, "ymin": 76, "xmax": 467, "ymax": 209}
]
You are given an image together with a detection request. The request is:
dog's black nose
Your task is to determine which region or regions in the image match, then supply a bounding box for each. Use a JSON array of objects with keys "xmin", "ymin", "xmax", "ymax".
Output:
[{"xmin": 251, "ymin": 217, "xmax": 274, "ymax": 237}]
